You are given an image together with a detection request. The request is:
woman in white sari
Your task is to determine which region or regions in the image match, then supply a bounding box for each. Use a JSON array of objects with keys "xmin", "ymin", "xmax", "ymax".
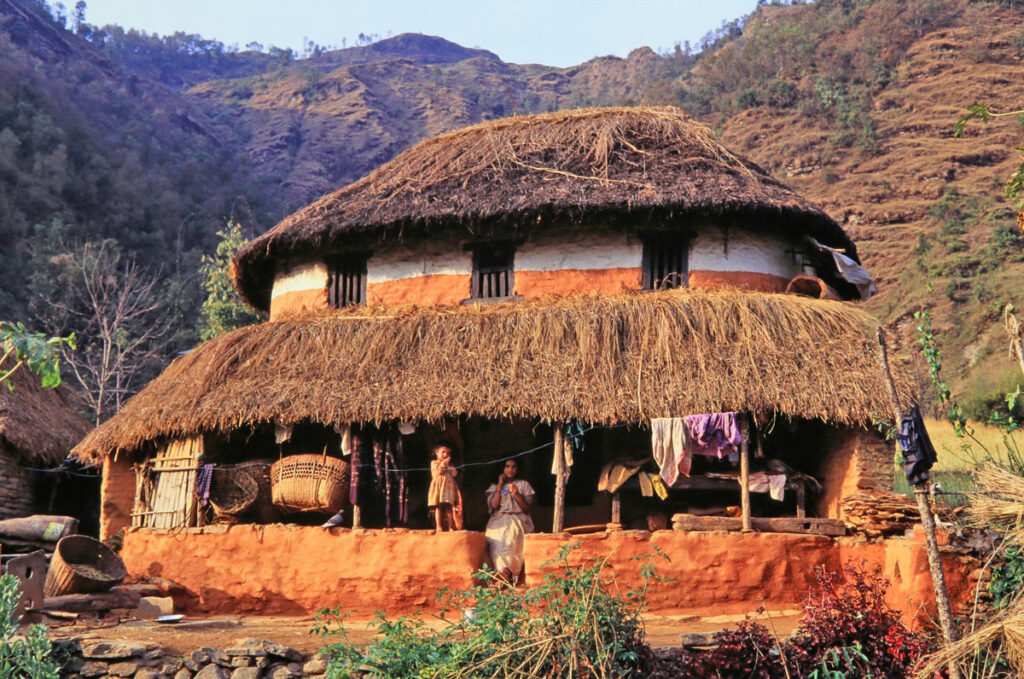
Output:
[{"xmin": 485, "ymin": 459, "xmax": 535, "ymax": 583}]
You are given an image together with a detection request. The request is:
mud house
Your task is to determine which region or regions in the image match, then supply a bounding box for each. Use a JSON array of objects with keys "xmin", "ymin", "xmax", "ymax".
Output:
[
  {"xmin": 73, "ymin": 107, "xmax": 971, "ymax": 619},
  {"xmin": 0, "ymin": 368, "xmax": 91, "ymax": 522}
]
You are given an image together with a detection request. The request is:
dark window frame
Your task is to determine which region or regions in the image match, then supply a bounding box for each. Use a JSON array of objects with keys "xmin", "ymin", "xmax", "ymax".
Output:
[
  {"xmin": 327, "ymin": 253, "xmax": 369, "ymax": 308},
  {"xmin": 469, "ymin": 242, "xmax": 516, "ymax": 301},
  {"xmin": 641, "ymin": 233, "xmax": 690, "ymax": 291}
]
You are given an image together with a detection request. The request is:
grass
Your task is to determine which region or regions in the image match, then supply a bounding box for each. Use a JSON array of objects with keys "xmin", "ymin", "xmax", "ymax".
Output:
[
  {"xmin": 923, "ymin": 417, "xmax": 1024, "ymax": 472},
  {"xmin": 890, "ymin": 418, "xmax": 1024, "ymax": 508}
]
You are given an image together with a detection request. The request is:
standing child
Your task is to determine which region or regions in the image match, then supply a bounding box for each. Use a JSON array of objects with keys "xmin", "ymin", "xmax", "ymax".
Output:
[{"xmin": 428, "ymin": 444, "xmax": 460, "ymax": 531}]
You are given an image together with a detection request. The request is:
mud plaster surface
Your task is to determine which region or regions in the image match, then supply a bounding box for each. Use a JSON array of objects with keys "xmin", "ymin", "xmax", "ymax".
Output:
[{"xmin": 120, "ymin": 524, "xmax": 975, "ymax": 630}]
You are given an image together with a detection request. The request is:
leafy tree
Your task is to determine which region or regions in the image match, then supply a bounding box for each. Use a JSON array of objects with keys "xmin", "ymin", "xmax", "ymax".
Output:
[
  {"xmin": 198, "ymin": 221, "xmax": 263, "ymax": 341},
  {"xmin": 0, "ymin": 321, "xmax": 75, "ymax": 391}
]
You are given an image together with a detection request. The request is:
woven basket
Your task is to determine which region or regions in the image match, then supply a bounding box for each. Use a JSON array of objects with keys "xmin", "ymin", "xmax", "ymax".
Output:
[
  {"xmin": 209, "ymin": 466, "xmax": 259, "ymax": 517},
  {"xmin": 271, "ymin": 454, "xmax": 349, "ymax": 514},
  {"xmin": 44, "ymin": 535, "xmax": 127, "ymax": 597}
]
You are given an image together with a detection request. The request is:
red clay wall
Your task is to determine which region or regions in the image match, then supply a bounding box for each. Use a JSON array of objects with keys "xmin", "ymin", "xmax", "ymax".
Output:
[
  {"xmin": 100, "ymin": 454, "xmax": 135, "ymax": 541},
  {"xmin": 121, "ymin": 525, "xmax": 489, "ymax": 615},
  {"xmin": 121, "ymin": 525, "xmax": 974, "ymax": 628},
  {"xmin": 816, "ymin": 428, "xmax": 894, "ymax": 519}
]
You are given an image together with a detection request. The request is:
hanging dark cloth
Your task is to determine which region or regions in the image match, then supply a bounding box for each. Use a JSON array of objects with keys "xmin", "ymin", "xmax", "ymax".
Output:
[
  {"xmin": 376, "ymin": 426, "xmax": 408, "ymax": 526},
  {"xmin": 349, "ymin": 428, "xmax": 373, "ymax": 507},
  {"xmin": 898, "ymin": 405, "xmax": 937, "ymax": 486}
]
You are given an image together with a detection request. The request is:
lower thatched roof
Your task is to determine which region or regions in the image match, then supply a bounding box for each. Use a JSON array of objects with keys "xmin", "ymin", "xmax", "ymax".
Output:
[
  {"xmin": 72, "ymin": 289, "xmax": 912, "ymax": 464},
  {"xmin": 1, "ymin": 368, "xmax": 91, "ymax": 465}
]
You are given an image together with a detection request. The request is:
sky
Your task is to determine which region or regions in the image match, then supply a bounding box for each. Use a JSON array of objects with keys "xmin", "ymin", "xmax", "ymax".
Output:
[{"xmin": 79, "ymin": 0, "xmax": 759, "ymax": 67}]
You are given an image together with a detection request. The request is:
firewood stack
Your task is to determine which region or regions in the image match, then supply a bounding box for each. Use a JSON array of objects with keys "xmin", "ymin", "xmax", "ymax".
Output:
[{"xmin": 842, "ymin": 491, "xmax": 920, "ymax": 538}]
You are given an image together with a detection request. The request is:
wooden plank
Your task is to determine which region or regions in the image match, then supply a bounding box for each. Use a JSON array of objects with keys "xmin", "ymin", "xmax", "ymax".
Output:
[
  {"xmin": 38, "ymin": 591, "xmax": 140, "ymax": 613},
  {"xmin": 671, "ymin": 514, "xmax": 846, "ymax": 537},
  {"xmin": 552, "ymin": 424, "xmax": 567, "ymax": 533},
  {"xmin": 739, "ymin": 414, "xmax": 752, "ymax": 533}
]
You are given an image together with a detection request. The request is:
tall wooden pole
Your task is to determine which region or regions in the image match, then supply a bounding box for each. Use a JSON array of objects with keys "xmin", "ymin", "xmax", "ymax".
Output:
[
  {"xmin": 553, "ymin": 424, "xmax": 568, "ymax": 533},
  {"xmin": 739, "ymin": 414, "xmax": 752, "ymax": 533},
  {"xmin": 877, "ymin": 329, "xmax": 960, "ymax": 679}
]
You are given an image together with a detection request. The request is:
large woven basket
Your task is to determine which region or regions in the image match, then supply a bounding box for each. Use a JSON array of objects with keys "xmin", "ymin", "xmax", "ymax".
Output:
[
  {"xmin": 271, "ymin": 454, "xmax": 349, "ymax": 514},
  {"xmin": 44, "ymin": 535, "xmax": 127, "ymax": 597},
  {"xmin": 209, "ymin": 466, "xmax": 259, "ymax": 518}
]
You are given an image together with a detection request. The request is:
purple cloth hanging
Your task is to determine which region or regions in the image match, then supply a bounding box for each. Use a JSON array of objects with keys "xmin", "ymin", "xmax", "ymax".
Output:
[
  {"xmin": 683, "ymin": 412, "xmax": 742, "ymax": 459},
  {"xmin": 195, "ymin": 464, "xmax": 214, "ymax": 507}
]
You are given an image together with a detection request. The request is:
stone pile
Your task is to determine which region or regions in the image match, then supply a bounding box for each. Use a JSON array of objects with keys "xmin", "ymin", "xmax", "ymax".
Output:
[{"xmin": 59, "ymin": 638, "xmax": 332, "ymax": 679}]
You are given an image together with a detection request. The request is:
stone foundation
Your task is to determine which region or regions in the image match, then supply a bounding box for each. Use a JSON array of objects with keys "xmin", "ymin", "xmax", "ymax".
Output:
[{"xmin": 57, "ymin": 638, "xmax": 328, "ymax": 679}]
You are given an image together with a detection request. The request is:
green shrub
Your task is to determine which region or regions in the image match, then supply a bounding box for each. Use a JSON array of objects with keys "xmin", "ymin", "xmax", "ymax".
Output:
[
  {"xmin": 0, "ymin": 574, "xmax": 60, "ymax": 679},
  {"xmin": 315, "ymin": 545, "xmax": 667, "ymax": 679}
]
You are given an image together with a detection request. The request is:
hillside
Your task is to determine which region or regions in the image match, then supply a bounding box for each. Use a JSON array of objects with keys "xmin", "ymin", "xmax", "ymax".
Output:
[{"xmin": 1, "ymin": 0, "xmax": 1021, "ymax": 417}]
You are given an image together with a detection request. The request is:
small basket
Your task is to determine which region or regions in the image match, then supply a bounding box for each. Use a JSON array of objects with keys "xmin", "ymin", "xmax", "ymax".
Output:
[
  {"xmin": 271, "ymin": 453, "xmax": 349, "ymax": 514},
  {"xmin": 209, "ymin": 466, "xmax": 259, "ymax": 517},
  {"xmin": 44, "ymin": 535, "xmax": 127, "ymax": 597}
]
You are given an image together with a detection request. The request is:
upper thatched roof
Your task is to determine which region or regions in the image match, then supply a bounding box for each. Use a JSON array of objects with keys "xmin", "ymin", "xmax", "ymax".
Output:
[
  {"xmin": 0, "ymin": 369, "xmax": 91, "ymax": 465},
  {"xmin": 73, "ymin": 289, "xmax": 910, "ymax": 463},
  {"xmin": 234, "ymin": 106, "xmax": 857, "ymax": 311}
]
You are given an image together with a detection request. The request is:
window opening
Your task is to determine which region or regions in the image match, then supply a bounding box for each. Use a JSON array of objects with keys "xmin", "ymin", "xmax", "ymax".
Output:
[
  {"xmin": 471, "ymin": 243, "xmax": 515, "ymax": 300},
  {"xmin": 642, "ymin": 234, "xmax": 689, "ymax": 290},
  {"xmin": 328, "ymin": 254, "xmax": 367, "ymax": 307}
]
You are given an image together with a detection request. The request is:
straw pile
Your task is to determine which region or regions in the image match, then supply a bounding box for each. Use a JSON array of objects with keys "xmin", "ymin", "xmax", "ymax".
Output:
[
  {"xmin": 917, "ymin": 465, "xmax": 1024, "ymax": 676},
  {"xmin": 74, "ymin": 288, "xmax": 911, "ymax": 463},
  {"xmin": 0, "ymin": 368, "xmax": 90, "ymax": 464},
  {"xmin": 234, "ymin": 106, "xmax": 855, "ymax": 310}
]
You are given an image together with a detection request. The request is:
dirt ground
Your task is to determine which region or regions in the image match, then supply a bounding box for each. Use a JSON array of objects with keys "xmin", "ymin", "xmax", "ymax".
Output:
[{"xmin": 46, "ymin": 606, "xmax": 805, "ymax": 656}]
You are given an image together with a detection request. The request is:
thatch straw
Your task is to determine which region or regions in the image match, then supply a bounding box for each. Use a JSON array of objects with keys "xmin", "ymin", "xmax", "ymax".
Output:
[
  {"xmin": 915, "ymin": 464, "xmax": 1024, "ymax": 677},
  {"xmin": 234, "ymin": 106, "xmax": 855, "ymax": 310},
  {"xmin": 0, "ymin": 368, "xmax": 90, "ymax": 465},
  {"xmin": 73, "ymin": 288, "xmax": 911, "ymax": 463}
]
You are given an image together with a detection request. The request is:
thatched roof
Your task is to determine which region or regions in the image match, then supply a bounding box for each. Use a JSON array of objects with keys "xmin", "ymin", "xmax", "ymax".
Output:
[
  {"xmin": 0, "ymin": 369, "xmax": 91, "ymax": 465},
  {"xmin": 73, "ymin": 289, "xmax": 910, "ymax": 463},
  {"xmin": 235, "ymin": 107, "xmax": 857, "ymax": 311}
]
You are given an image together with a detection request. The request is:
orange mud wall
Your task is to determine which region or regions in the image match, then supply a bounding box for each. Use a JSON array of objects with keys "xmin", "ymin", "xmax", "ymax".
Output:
[
  {"xmin": 815, "ymin": 427, "xmax": 894, "ymax": 518},
  {"xmin": 122, "ymin": 526, "xmax": 976, "ymax": 628},
  {"xmin": 100, "ymin": 454, "xmax": 135, "ymax": 541}
]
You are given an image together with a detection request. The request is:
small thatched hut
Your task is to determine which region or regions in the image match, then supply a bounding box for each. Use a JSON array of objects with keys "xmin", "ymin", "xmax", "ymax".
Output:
[
  {"xmin": 73, "ymin": 107, "xmax": 964, "ymax": 620},
  {"xmin": 0, "ymin": 369, "xmax": 90, "ymax": 521}
]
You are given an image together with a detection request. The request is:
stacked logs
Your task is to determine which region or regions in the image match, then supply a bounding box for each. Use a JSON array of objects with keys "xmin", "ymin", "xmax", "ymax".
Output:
[{"xmin": 842, "ymin": 491, "xmax": 920, "ymax": 538}]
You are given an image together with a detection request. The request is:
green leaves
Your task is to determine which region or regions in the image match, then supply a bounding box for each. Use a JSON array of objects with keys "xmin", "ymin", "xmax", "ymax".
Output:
[
  {"xmin": 0, "ymin": 575, "xmax": 61, "ymax": 679},
  {"xmin": 0, "ymin": 321, "xmax": 76, "ymax": 391}
]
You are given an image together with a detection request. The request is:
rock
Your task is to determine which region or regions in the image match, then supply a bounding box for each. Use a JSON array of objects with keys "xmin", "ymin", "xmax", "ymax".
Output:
[
  {"xmin": 266, "ymin": 667, "xmax": 298, "ymax": 679},
  {"xmin": 161, "ymin": 659, "xmax": 183, "ymax": 674},
  {"xmin": 303, "ymin": 658, "xmax": 328, "ymax": 674},
  {"xmin": 225, "ymin": 646, "xmax": 265, "ymax": 657},
  {"xmin": 144, "ymin": 648, "xmax": 165, "ymax": 661},
  {"xmin": 135, "ymin": 670, "xmax": 162, "ymax": 679},
  {"xmin": 191, "ymin": 649, "xmax": 213, "ymax": 665},
  {"xmin": 80, "ymin": 661, "xmax": 109, "ymax": 677},
  {"xmin": 230, "ymin": 669, "xmax": 259, "ymax": 679},
  {"xmin": 136, "ymin": 596, "xmax": 175, "ymax": 619},
  {"xmin": 183, "ymin": 658, "xmax": 200, "ymax": 672},
  {"xmin": 173, "ymin": 669, "xmax": 193, "ymax": 679},
  {"xmin": 262, "ymin": 641, "xmax": 302, "ymax": 662},
  {"xmin": 81, "ymin": 640, "xmax": 146, "ymax": 660},
  {"xmin": 108, "ymin": 661, "xmax": 140, "ymax": 676},
  {"xmin": 229, "ymin": 656, "xmax": 252, "ymax": 668},
  {"xmin": 194, "ymin": 665, "xmax": 230, "ymax": 679}
]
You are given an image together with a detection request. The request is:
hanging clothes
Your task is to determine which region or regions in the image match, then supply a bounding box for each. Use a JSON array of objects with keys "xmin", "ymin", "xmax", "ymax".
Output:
[
  {"xmin": 337, "ymin": 423, "xmax": 352, "ymax": 457},
  {"xmin": 683, "ymin": 412, "xmax": 743, "ymax": 459},
  {"xmin": 372, "ymin": 425, "xmax": 408, "ymax": 527},
  {"xmin": 349, "ymin": 429, "xmax": 372, "ymax": 507},
  {"xmin": 898, "ymin": 405, "xmax": 937, "ymax": 486},
  {"xmin": 274, "ymin": 423, "xmax": 293, "ymax": 444},
  {"xmin": 748, "ymin": 472, "xmax": 787, "ymax": 501},
  {"xmin": 651, "ymin": 418, "xmax": 689, "ymax": 483},
  {"xmin": 195, "ymin": 464, "xmax": 214, "ymax": 507}
]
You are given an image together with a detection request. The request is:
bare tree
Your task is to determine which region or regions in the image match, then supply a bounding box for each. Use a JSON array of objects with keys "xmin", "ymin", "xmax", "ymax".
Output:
[{"xmin": 41, "ymin": 241, "xmax": 174, "ymax": 424}]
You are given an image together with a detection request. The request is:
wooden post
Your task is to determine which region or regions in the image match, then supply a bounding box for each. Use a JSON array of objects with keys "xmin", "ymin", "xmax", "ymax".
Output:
[
  {"xmin": 553, "ymin": 424, "xmax": 568, "ymax": 533},
  {"xmin": 351, "ymin": 504, "xmax": 361, "ymax": 529},
  {"xmin": 610, "ymin": 491, "xmax": 622, "ymax": 527},
  {"xmin": 739, "ymin": 414, "xmax": 752, "ymax": 533},
  {"xmin": 878, "ymin": 328, "xmax": 960, "ymax": 679}
]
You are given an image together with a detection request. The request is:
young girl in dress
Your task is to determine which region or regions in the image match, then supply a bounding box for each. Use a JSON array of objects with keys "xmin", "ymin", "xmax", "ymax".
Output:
[{"xmin": 428, "ymin": 443, "xmax": 460, "ymax": 531}]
